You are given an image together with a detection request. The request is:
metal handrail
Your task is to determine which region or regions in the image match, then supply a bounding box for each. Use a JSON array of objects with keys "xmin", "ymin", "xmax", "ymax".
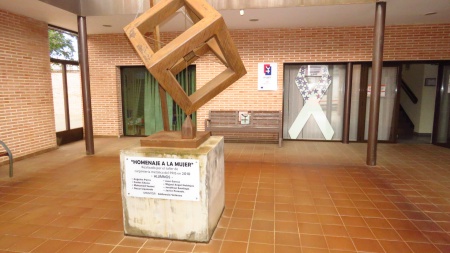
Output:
[
  {"xmin": 0, "ymin": 141, "xmax": 13, "ymax": 177},
  {"xmin": 401, "ymin": 79, "xmax": 418, "ymax": 104}
]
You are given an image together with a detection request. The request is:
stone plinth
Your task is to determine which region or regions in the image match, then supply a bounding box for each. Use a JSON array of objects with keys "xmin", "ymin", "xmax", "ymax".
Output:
[{"xmin": 120, "ymin": 136, "xmax": 224, "ymax": 242}]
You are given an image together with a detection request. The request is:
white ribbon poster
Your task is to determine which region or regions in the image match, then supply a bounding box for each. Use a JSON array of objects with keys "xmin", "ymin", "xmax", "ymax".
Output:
[
  {"xmin": 258, "ymin": 63, "xmax": 277, "ymax": 90},
  {"xmin": 288, "ymin": 65, "xmax": 334, "ymax": 140}
]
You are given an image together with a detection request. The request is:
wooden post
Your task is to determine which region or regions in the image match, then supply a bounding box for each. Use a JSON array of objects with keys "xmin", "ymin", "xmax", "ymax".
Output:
[
  {"xmin": 367, "ymin": 1, "xmax": 386, "ymax": 166},
  {"xmin": 77, "ymin": 16, "xmax": 95, "ymax": 155}
]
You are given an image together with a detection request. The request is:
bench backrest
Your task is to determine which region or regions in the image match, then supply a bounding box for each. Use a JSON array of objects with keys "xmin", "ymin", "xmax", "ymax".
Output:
[
  {"xmin": 249, "ymin": 111, "xmax": 282, "ymax": 127},
  {"xmin": 209, "ymin": 111, "xmax": 239, "ymax": 126},
  {"xmin": 208, "ymin": 110, "xmax": 281, "ymax": 127}
]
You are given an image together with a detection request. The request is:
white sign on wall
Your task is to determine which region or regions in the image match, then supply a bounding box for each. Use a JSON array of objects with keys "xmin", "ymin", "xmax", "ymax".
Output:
[
  {"xmin": 258, "ymin": 63, "xmax": 277, "ymax": 90},
  {"xmin": 125, "ymin": 157, "xmax": 200, "ymax": 201}
]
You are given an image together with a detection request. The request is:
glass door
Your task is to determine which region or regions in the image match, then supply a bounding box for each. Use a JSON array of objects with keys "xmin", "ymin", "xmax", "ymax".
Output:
[
  {"xmin": 433, "ymin": 64, "xmax": 450, "ymax": 147},
  {"xmin": 364, "ymin": 66, "xmax": 399, "ymax": 141},
  {"xmin": 349, "ymin": 64, "xmax": 400, "ymax": 142}
]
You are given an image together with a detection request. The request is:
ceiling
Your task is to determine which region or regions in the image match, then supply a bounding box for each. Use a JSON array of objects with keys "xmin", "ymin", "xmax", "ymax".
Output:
[{"xmin": 0, "ymin": 0, "xmax": 449, "ymax": 35}]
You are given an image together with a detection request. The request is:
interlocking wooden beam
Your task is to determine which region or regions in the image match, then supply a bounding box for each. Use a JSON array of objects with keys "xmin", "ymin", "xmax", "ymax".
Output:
[{"xmin": 124, "ymin": 0, "xmax": 246, "ymax": 118}]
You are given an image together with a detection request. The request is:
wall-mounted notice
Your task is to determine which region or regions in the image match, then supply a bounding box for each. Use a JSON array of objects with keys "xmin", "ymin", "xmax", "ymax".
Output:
[
  {"xmin": 258, "ymin": 63, "xmax": 277, "ymax": 90},
  {"xmin": 367, "ymin": 84, "xmax": 386, "ymax": 97},
  {"xmin": 125, "ymin": 157, "xmax": 200, "ymax": 201}
]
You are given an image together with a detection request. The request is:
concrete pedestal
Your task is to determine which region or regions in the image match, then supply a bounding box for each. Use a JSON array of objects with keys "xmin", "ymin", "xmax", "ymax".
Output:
[{"xmin": 120, "ymin": 136, "xmax": 224, "ymax": 242}]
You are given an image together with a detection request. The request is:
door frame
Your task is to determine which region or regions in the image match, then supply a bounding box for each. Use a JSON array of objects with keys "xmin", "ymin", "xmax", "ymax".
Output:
[
  {"xmin": 432, "ymin": 61, "xmax": 450, "ymax": 147},
  {"xmin": 355, "ymin": 62, "xmax": 401, "ymax": 143}
]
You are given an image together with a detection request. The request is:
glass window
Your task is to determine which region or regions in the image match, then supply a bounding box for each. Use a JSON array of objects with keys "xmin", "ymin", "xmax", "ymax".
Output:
[
  {"xmin": 67, "ymin": 65, "xmax": 83, "ymax": 129},
  {"xmin": 283, "ymin": 64, "xmax": 346, "ymax": 140},
  {"xmin": 48, "ymin": 28, "xmax": 78, "ymax": 61},
  {"xmin": 51, "ymin": 63, "xmax": 66, "ymax": 132}
]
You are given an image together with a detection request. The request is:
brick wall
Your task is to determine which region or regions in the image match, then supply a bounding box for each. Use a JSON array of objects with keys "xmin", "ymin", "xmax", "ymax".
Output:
[
  {"xmin": 87, "ymin": 34, "xmax": 141, "ymax": 136},
  {"xmin": 88, "ymin": 24, "xmax": 450, "ymax": 135},
  {"xmin": 0, "ymin": 10, "xmax": 56, "ymax": 163}
]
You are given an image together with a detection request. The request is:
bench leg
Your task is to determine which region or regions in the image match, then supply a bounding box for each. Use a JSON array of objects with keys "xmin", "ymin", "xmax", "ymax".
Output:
[{"xmin": 278, "ymin": 132, "xmax": 282, "ymax": 148}]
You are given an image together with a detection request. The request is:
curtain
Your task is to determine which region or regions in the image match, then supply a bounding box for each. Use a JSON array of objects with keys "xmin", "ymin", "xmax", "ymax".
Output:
[
  {"xmin": 144, "ymin": 72, "xmax": 174, "ymax": 135},
  {"xmin": 173, "ymin": 66, "xmax": 196, "ymax": 130}
]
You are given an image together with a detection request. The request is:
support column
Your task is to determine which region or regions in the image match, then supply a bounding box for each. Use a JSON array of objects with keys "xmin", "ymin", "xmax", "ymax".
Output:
[
  {"xmin": 342, "ymin": 62, "xmax": 353, "ymax": 144},
  {"xmin": 77, "ymin": 16, "xmax": 95, "ymax": 155},
  {"xmin": 366, "ymin": 1, "xmax": 386, "ymax": 166}
]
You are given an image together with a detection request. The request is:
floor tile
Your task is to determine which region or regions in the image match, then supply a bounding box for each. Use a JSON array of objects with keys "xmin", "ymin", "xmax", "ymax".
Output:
[
  {"xmin": 166, "ymin": 241, "xmax": 196, "ymax": 252},
  {"xmin": 220, "ymin": 241, "xmax": 247, "ymax": 253},
  {"xmin": 224, "ymin": 228, "xmax": 250, "ymax": 242},
  {"xmin": 346, "ymin": 226, "xmax": 376, "ymax": 239},
  {"xmin": 322, "ymin": 224, "xmax": 348, "ymax": 237},
  {"xmin": 30, "ymin": 239, "xmax": 68, "ymax": 253},
  {"xmin": 250, "ymin": 230, "xmax": 274, "ymax": 244},
  {"xmin": 56, "ymin": 241, "xmax": 91, "ymax": 253},
  {"xmin": 300, "ymin": 234, "xmax": 328, "ymax": 249},
  {"xmin": 84, "ymin": 244, "xmax": 115, "ymax": 253},
  {"xmin": 142, "ymin": 238, "xmax": 171, "ymax": 249},
  {"xmin": 228, "ymin": 217, "xmax": 252, "ymax": 229},
  {"xmin": 408, "ymin": 242, "xmax": 442, "ymax": 253},
  {"xmin": 326, "ymin": 236, "xmax": 356, "ymax": 251},
  {"xmin": 193, "ymin": 240, "xmax": 222, "ymax": 253},
  {"xmin": 275, "ymin": 221, "xmax": 298, "ymax": 233},
  {"xmin": 247, "ymin": 243, "xmax": 274, "ymax": 253},
  {"xmin": 7, "ymin": 236, "xmax": 45, "ymax": 252},
  {"xmin": 352, "ymin": 238, "xmax": 385, "ymax": 253},
  {"xmin": 95, "ymin": 231, "xmax": 125, "ymax": 245},
  {"xmin": 379, "ymin": 240, "xmax": 413, "ymax": 253},
  {"xmin": 251, "ymin": 220, "xmax": 275, "ymax": 231},
  {"xmin": 371, "ymin": 228, "xmax": 402, "ymax": 241},
  {"xmin": 274, "ymin": 245, "xmax": 301, "ymax": 253},
  {"xmin": 119, "ymin": 236, "xmax": 148, "ymax": 247},
  {"xmin": 110, "ymin": 246, "xmax": 141, "ymax": 253},
  {"xmin": 275, "ymin": 232, "xmax": 300, "ymax": 246}
]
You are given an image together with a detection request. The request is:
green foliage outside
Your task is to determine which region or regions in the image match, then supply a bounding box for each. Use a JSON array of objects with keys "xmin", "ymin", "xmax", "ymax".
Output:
[{"xmin": 48, "ymin": 29, "xmax": 76, "ymax": 60}]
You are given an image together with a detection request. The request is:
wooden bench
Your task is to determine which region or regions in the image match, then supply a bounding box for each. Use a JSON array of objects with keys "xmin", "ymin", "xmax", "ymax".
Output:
[
  {"xmin": 0, "ymin": 141, "xmax": 13, "ymax": 177},
  {"xmin": 205, "ymin": 110, "xmax": 282, "ymax": 147}
]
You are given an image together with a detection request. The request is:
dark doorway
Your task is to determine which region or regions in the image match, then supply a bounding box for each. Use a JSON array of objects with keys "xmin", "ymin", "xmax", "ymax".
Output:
[{"xmin": 397, "ymin": 63, "xmax": 438, "ymax": 144}]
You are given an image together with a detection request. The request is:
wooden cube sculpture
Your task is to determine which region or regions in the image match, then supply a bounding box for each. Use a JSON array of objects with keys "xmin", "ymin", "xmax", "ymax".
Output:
[{"xmin": 124, "ymin": 0, "xmax": 246, "ymax": 142}]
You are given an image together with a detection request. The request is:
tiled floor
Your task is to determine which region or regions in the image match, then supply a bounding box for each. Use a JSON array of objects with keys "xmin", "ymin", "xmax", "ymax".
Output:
[{"xmin": 0, "ymin": 137, "xmax": 449, "ymax": 252}]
